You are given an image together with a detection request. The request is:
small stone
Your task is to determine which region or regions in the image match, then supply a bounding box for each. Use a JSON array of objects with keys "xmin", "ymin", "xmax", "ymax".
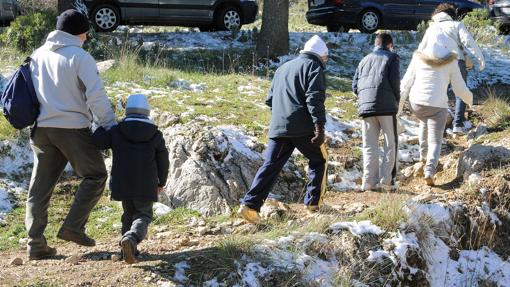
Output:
[
  {"xmin": 197, "ymin": 226, "xmax": 209, "ymax": 236},
  {"xmin": 18, "ymin": 238, "xmax": 28, "ymax": 245},
  {"xmin": 65, "ymin": 254, "xmax": 81, "ymax": 265},
  {"xmin": 111, "ymin": 254, "xmax": 122, "ymax": 262},
  {"xmin": 10, "ymin": 257, "xmax": 23, "ymax": 266},
  {"xmin": 198, "ymin": 220, "xmax": 206, "ymax": 227},
  {"xmin": 145, "ymin": 276, "xmax": 152, "ymax": 282}
]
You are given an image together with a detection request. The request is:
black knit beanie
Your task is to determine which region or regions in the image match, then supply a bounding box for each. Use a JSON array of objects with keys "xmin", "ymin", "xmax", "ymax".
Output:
[{"xmin": 56, "ymin": 9, "xmax": 90, "ymax": 36}]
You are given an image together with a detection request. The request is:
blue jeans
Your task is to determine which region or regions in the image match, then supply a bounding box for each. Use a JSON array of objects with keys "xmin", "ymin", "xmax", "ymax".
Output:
[
  {"xmin": 241, "ymin": 137, "xmax": 328, "ymax": 211},
  {"xmin": 454, "ymin": 60, "xmax": 469, "ymax": 128}
]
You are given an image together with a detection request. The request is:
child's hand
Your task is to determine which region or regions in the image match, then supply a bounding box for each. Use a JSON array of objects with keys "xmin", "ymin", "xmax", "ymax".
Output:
[{"xmin": 157, "ymin": 187, "xmax": 165, "ymax": 194}]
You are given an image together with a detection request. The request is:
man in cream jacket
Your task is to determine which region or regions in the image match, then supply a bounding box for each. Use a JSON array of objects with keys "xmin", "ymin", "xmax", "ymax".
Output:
[
  {"xmin": 418, "ymin": 3, "xmax": 484, "ymax": 135},
  {"xmin": 400, "ymin": 32, "xmax": 472, "ymax": 186},
  {"xmin": 26, "ymin": 9, "xmax": 116, "ymax": 259}
]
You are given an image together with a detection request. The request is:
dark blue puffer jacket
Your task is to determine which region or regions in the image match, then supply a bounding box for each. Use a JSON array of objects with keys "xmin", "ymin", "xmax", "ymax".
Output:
[{"xmin": 352, "ymin": 47, "xmax": 401, "ymax": 118}]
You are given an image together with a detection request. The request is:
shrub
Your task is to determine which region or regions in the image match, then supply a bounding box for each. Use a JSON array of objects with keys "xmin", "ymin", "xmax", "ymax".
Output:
[
  {"xmin": 18, "ymin": 0, "xmax": 57, "ymax": 14},
  {"xmin": 479, "ymin": 92, "xmax": 510, "ymax": 130},
  {"xmin": 0, "ymin": 11, "xmax": 57, "ymax": 53},
  {"xmin": 462, "ymin": 8, "xmax": 500, "ymax": 44}
]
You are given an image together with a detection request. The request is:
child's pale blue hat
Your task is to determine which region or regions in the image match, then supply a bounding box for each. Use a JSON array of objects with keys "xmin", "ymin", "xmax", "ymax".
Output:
[{"xmin": 126, "ymin": 94, "xmax": 150, "ymax": 116}]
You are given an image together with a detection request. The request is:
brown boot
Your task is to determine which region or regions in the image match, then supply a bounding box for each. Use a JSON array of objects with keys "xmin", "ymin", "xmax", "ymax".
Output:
[
  {"xmin": 57, "ymin": 227, "xmax": 96, "ymax": 247},
  {"xmin": 28, "ymin": 245, "xmax": 57, "ymax": 260},
  {"xmin": 121, "ymin": 237, "xmax": 137, "ymax": 264}
]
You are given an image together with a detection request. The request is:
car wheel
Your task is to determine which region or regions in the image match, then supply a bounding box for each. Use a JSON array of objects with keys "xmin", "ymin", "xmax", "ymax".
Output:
[
  {"xmin": 216, "ymin": 6, "xmax": 242, "ymax": 31},
  {"xmin": 92, "ymin": 4, "xmax": 120, "ymax": 32},
  {"xmin": 358, "ymin": 9, "xmax": 381, "ymax": 34}
]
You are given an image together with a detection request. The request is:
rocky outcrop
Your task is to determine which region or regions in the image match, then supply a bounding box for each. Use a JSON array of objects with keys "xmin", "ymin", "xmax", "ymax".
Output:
[
  {"xmin": 160, "ymin": 123, "xmax": 304, "ymax": 216},
  {"xmin": 456, "ymin": 143, "xmax": 510, "ymax": 179}
]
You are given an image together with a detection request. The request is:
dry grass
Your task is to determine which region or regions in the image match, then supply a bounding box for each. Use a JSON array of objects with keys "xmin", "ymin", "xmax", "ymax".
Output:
[{"xmin": 478, "ymin": 91, "xmax": 510, "ymax": 130}]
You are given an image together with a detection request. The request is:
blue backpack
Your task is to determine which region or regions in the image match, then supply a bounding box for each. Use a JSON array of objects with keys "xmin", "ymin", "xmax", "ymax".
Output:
[{"xmin": 1, "ymin": 57, "xmax": 40, "ymax": 130}]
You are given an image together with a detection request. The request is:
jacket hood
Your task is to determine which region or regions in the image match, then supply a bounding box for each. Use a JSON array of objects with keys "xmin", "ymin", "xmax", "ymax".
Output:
[
  {"xmin": 415, "ymin": 51, "xmax": 458, "ymax": 67},
  {"xmin": 43, "ymin": 30, "xmax": 84, "ymax": 51},
  {"xmin": 118, "ymin": 120, "xmax": 158, "ymax": 143},
  {"xmin": 299, "ymin": 52, "xmax": 326, "ymax": 68},
  {"xmin": 432, "ymin": 12, "xmax": 454, "ymax": 23}
]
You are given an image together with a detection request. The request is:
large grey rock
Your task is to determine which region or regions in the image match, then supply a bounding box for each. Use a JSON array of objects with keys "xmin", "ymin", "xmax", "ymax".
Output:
[
  {"xmin": 456, "ymin": 143, "xmax": 510, "ymax": 179},
  {"xmin": 467, "ymin": 124, "xmax": 488, "ymax": 144},
  {"xmin": 160, "ymin": 123, "xmax": 304, "ymax": 216}
]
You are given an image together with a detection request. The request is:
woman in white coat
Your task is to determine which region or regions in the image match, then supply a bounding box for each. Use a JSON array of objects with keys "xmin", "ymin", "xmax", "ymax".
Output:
[{"xmin": 399, "ymin": 33, "xmax": 473, "ymax": 186}]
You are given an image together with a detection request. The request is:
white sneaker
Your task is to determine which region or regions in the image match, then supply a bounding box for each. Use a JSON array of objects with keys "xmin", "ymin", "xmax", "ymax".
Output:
[{"xmin": 453, "ymin": 126, "xmax": 466, "ymax": 135}]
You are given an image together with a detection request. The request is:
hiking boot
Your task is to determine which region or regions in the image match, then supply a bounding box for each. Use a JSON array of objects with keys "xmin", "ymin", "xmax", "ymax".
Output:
[
  {"xmin": 424, "ymin": 175, "xmax": 435, "ymax": 187},
  {"xmin": 121, "ymin": 237, "xmax": 137, "ymax": 264},
  {"xmin": 453, "ymin": 126, "xmax": 466, "ymax": 135},
  {"xmin": 57, "ymin": 227, "xmax": 96, "ymax": 247},
  {"xmin": 28, "ymin": 245, "xmax": 57, "ymax": 260},
  {"xmin": 237, "ymin": 205, "xmax": 261, "ymax": 224}
]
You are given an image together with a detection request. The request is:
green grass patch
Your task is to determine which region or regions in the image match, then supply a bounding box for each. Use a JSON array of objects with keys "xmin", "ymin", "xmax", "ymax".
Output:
[
  {"xmin": 152, "ymin": 207, "xmax": 202, "ymax": 226},
  {"xmin": 0, "ymin": 182, "xmax": 123, "ymax": 251},
  {"xmin": 0, "ymin": 116, "xmax": 17, "ymax": 141},
  {"xmin": 356, "ymin": 194, "xmax": 408, "ymax": 232}
]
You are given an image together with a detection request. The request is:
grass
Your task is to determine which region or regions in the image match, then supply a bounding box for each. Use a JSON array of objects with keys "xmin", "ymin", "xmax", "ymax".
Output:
[
  {"xmin": 0, "ymin": 180, "xmax": 123, "ymax": 251},
  {"xmin": 478, "ymin": 93, "xmax": 510, "ymax": 131},
  {"xmin": 356, "ymin": 194, "xmax": 408, "ymax": 232}
]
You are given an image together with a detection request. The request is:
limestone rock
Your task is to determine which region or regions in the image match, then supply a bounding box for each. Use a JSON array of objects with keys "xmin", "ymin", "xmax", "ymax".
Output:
[
  {"xmin": 456, "ymin": 143, "xmax": 510, "ymax": 179},
  {"xmin": 160, "ymin": 123, "xmax": 304, "ymax": 216},
  {"xmin": 96, "ymin": 60, "xmax": 116, "ymax": 73},
  {"xmin": 260, "ymin": 199, "xmax": 290, "ymax": 220},
  {"xmin": 467, "ymin": 124, "xmax": 488, "ymax": 143}
]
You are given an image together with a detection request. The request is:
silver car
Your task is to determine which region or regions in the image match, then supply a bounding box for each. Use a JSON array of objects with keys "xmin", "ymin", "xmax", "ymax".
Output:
[
  {"xmin": 0, "ymin": 0, "xmax": 20, "ymax": 26},
  {"xmin": 84, "ymin": 0, "xmax": 258, "ymax": 32}
]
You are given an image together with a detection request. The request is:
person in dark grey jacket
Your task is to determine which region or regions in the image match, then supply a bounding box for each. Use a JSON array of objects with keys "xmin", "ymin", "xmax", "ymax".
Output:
[
  {"xmin": 238, "ymin": 35, "xmax": 329, "ymax": 224},
  {"xmin": 93, "ymin": 94, "xmax": 169, "ymax": 264},
  {"xmin": 352, "ymin": 33, "xmax": 400, "ymax": 192}
]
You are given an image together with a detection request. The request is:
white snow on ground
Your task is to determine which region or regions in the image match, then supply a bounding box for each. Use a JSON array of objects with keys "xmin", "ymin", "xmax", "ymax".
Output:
[
  {"xmin": 216, "ymin": 126, "xmax": 262, "ymax": 160},
  {"xmin": 381, "ymin": 201, "xmax": 510, "ymax": 287},
  {"xmin": 153, "ymin": 202, "xmax": 172, "ymax": 216},
  {"xmin": 325, "ymin": 114, "xmax": 355, "ymax": 144},
  {"xmin": 329, "ymin": 168, "xmax": 362, "ymax": 192},
  {"xmin": 172, "ymin": 261, "xmax": 190, "ymax": 283},
  {"xmin": 242, "ymin": 232, "xmax": 340, "ymax": 287},
  {"xmin": 0, "ymin": 140, "xmax": 33, "ymax": 178},
  {"xmin": 329, "ymin": 220, "xmax": 384, "ymax": 237},
  {"xmin": 238, "ymin": 85, "xmax": 263, "ymax": 96},
  {"xmin": 367, "ymin": 249, "xmax": 392, "ymax": 263},
  {"xmin": 0, "ymin": 187, "xmax": 12, "ymax": 218}
]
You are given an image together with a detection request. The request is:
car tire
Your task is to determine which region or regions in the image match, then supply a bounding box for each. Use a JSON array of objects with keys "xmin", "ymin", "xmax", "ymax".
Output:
[
  {"xmin": 215, "ymin": 6, "xmax": 242, "ymax": 31},
  {"xmin": 91, "ymin": 4, "xmax": 121, "ymax": 32},
  {"xmin": 358, "ymin": 9, "xmax": 381, "ymax": 34}
]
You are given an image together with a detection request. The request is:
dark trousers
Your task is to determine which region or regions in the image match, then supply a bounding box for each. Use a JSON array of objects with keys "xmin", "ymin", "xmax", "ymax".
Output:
[
  {"xmin": 26, "ymin": 128, "xmax": 107, "ymax": 251},
  {"xmin": 121, "ymin": 200, "xmax": 153, "ymax": 244},
  {"xmin": 241, "ymin": 136, "xmax": 328, "ymax": 212},
  {"xmin": 454, "ymin": 60, "xmax": 469, "ymax": 127}
]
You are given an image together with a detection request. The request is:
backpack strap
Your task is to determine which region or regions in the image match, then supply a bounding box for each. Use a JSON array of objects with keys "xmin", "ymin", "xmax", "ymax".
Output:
[{"xmin": 23, "ymin": 57, "xmax": 39, "ymax": 138}]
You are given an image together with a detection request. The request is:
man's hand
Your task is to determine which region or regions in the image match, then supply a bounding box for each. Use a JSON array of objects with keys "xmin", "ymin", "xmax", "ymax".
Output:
[
  {"xmin": 311, "ymin": 124, "xmax": 325, "ymax": 146},
  {"xmin": 157, "ymin": 187, "xmax": 165, "ymax": 195}
]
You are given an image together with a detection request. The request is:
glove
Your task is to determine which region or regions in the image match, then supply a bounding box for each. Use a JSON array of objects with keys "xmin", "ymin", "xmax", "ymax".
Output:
[{"xmin": 311, "ymin": 124, "xmax": 325, "ymax": 146}]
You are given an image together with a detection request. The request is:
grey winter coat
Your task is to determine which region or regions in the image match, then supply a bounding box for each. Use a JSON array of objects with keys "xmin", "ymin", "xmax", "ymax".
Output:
[
  {"xmin": 352, "ymin": 47, "xmax": 400, "ymax": 118},
  {"xmin": 266, "ymin": 52, "xmax": 327, "ymax": 138}
]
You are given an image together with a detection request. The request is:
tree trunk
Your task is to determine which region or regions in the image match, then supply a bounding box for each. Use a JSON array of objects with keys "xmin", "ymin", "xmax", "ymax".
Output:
[
  {"xmin": 256, "ymin": 0, "xmax": 289, "ymax": 59},
  {"xmin": 58, "ymin": 0, "xmax": 75, "ymax": 13}
]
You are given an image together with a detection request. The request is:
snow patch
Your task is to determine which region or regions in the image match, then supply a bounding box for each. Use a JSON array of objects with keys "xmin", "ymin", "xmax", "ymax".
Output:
[
  {"xmin": 153, "ymin": 202, "xmax": 172, "ymax": 216},
  {"xmin": 173, "ymin": 261, "xmax": 190, "ymax": 283},
  {"xmin": 329, "ymin": 220, "xmax": 384, "ymax": 237},
  {"xmin": 216, "ymin": 126, "xmax": 262, "ymax": 160}
]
